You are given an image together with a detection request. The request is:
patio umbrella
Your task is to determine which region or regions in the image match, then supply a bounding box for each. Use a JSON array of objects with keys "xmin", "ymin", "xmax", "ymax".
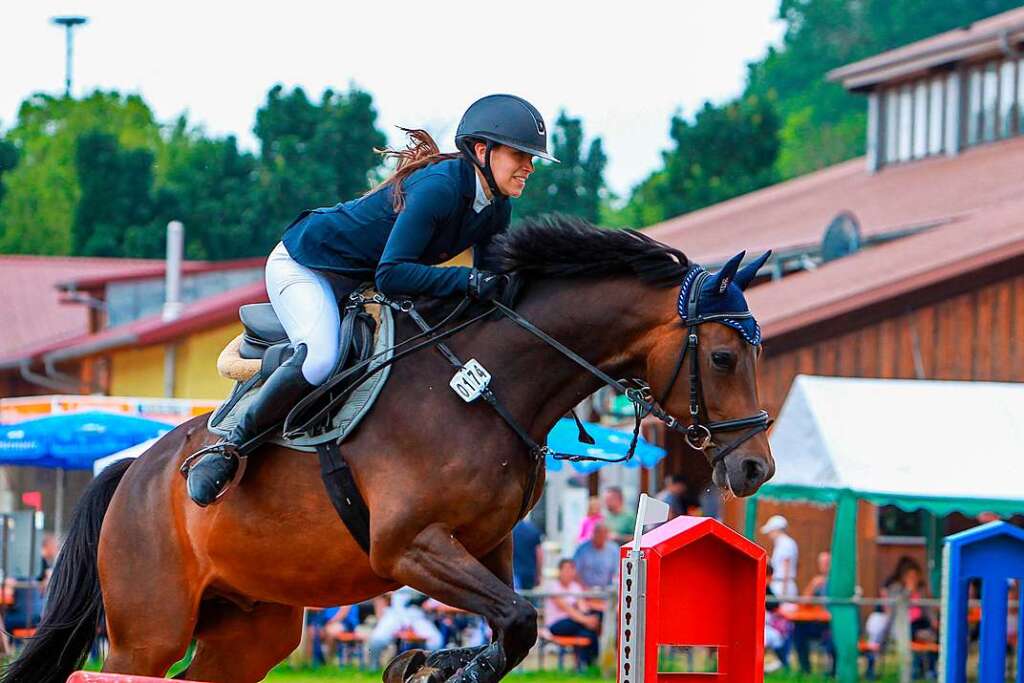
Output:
[
  {"xmin": 0, "ymin": 411, "xmax": 172, "ymax": 535},
  {"xmin": 545, "ymin": 417, "xmax": 666, "ymax": 473}
]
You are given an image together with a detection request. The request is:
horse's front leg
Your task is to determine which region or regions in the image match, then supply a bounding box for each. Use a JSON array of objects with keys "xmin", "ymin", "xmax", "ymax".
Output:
[{"xmin": 373, "ymin": 525, "xmax": 535, "ymax": 683}]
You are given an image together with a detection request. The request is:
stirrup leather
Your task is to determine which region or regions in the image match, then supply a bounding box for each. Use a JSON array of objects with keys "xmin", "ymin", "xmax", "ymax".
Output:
[{"xmin": 179, "ymin": 441, "xmax": 249, "ymax": 504}]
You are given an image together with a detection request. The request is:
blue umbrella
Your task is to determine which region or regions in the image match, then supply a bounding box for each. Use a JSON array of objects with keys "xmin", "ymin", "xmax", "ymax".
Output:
[
  {"xmin": 0, "ymin": 411, "xmax": 172, "ymax": 470},
  {"xmin": 545, "ymin": 418, "xmax": 666, "ymax": 474}
]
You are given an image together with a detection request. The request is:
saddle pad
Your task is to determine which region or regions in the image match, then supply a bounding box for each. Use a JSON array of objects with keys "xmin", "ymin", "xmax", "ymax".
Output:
[{"xmin": 207, "ymin": 305, "xmax": 394, "ymax": 452}]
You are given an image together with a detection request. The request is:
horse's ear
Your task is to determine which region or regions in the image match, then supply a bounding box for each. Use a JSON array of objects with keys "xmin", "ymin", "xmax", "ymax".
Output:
[
  {"xmin": 734, "ymin": 250, "xmax": 773, "ymax": 291},
  {"xmin": 708, "ymin": 251, "xmax": 745, "ymax": 295}
]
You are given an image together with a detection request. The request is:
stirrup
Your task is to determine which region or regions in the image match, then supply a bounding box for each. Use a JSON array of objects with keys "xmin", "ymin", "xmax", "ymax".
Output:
[{"xmin": 179, "ymin": 441, "xmax": 249, "ymax": 505}]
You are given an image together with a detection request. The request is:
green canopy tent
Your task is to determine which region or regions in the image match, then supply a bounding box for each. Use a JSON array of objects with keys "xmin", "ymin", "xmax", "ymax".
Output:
[{"xmin": 745, "ymin": 375, "xmax": 1024, "ymax": 681}]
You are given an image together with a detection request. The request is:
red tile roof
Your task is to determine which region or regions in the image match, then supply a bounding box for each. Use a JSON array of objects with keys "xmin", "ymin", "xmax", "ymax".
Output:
[
  {"xmin": 1, "ymin": 281, "xmax": 268, "ymax": 367},
  {"xmin": 0, "ymin": 255, "xmax": 159, "ymax": 361},
  {"xmin": 644, "ymin": 134, "xmax": 1024, "ymax": 267},
  {"xmin": 746, "ymin": 194, "xmax": 1024, "ymax": 348},
  {"xmin": 828, "ymin": 7, "xmax": 1024, "ymax": 90}
]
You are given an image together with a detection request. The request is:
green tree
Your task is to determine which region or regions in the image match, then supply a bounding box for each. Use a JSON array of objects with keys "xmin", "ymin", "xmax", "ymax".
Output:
[
  {"xmin": 73, "ymin": 131, "xmax": 157, "ymax": 257},
  {"xmin": 254, "ymin": 85, "xmax": 386, "ymax": 232},
  {"xmin": 0, "ymin": 92, "xmax": 161, "ymax": 255},
  {"xmin": 622, "ymin": 95, "xmax": 780, "ymax": 224},
  {"xmin": 152, "ymin": 117, "xmax": 263, "ymax": 259},
  {"xmin": 745, "ymin": 0, "xmax": 1024, "ymax": 177},
  {"xmin": 514, "ymin": 112, "xmax": 608, "ymax": 224},
  {"xmin": 0, "ymin": 138, "xmax": 17, "ymax": 206}
]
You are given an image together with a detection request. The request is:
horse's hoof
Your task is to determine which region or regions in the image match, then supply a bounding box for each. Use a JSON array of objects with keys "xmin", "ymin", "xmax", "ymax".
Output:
[
  {"xmin": 407, "ymin": 666, "xmax": 445, "ymax": 683},
  {"xmin": 383, "ymin": 649, "xmax": 428, "ymax": 683}
]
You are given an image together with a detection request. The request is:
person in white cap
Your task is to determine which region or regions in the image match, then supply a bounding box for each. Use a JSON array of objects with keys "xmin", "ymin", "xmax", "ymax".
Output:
[{"xmin": 761, "ymin": 515, "xmax": 799, "ymax": 597}]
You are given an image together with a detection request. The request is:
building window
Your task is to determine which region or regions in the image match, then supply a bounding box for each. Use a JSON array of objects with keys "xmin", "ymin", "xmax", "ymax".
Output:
[
  {"xmin": 967, "ymin": 66, "xmax": 983, "ymax": 145},
  {"xmin": 1019, "ymin": 58, "xmax": 1024, "ymax": 134},
  {"xmin": 913, "ymin": 81, "xmax": 928, "ymax": 158},
  {"xmin": 928, "ymin": 76, "xmax": 944, "ymax": 155},
  {"xmin": 898, "ymin": 84, "xmax": 913, "ymax": 161},
  {"xmin": 983, "ymin": 62, "xmax": 999, "ymax": 142},
  {"xmin": 884, "ymin": 87, "xmax": 899, "ymax": 163},
  {"xmin": 1000, "ymin": 60, "xmax": 1016, "ymax": 138}
]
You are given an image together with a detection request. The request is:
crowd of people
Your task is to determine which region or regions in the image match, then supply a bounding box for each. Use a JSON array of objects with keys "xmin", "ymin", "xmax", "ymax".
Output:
[{"xmin": 760, "ymin": 514, "xmax": 940, "ymax": 678}]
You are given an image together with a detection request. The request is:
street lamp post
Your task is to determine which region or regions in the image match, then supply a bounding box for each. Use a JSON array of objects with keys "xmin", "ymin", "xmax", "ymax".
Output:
[{"xmin": 51, "ymin": 15, "xmax": 88, "ymax": 97}]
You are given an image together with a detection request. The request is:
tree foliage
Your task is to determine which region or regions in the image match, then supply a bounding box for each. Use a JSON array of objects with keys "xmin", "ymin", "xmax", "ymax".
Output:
[
  {"xmin": 514, "ymin": 112, "xmax": 607, "ymax": 224},
  {"xmin": 621, "ymin": 0, "xmax": 1024, "ymax": 225},
  {"xmin": 617, "ymin": 94, "xmax": 780, "ymax": 226},
  {"xmin": 0, "ymin": 92, "xmax": 160, "ymax": 255},
  {"xmin": 0, "ymin": 85, "xmax": 386, "ymax": 259}
]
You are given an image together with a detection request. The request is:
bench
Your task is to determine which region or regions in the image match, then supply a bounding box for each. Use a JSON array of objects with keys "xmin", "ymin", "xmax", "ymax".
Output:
[{"xmin": 538, "ymin": 633, "xmax": 592, "ymax": 672}]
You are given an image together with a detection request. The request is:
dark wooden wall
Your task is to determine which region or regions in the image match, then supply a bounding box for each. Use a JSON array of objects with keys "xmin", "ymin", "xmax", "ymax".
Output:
[{"xmin": 724, "ymin": 271, "xmax": 1024, "ymax": 595}]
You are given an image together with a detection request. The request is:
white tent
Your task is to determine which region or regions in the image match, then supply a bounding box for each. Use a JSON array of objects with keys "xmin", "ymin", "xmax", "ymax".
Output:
[{"xmin": 760, "ymin": 374, "xmax": 1024, "ymax": 515}]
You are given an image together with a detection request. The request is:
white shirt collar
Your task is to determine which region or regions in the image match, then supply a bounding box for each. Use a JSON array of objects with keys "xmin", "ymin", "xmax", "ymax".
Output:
[{"xmin": 473, "ymin": 172, "xmax": 492, "ymax": 213}]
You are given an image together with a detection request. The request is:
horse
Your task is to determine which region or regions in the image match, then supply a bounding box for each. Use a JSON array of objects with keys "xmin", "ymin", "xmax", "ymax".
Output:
[{"xmin": 3, "ymin": 217, "xmax": 775, "ymax": 683}]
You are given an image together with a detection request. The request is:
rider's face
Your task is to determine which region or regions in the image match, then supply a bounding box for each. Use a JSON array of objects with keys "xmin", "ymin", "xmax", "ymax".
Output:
[{"xmin": 474, "ymin": 143, "xmax": 535, "ymax": 198}]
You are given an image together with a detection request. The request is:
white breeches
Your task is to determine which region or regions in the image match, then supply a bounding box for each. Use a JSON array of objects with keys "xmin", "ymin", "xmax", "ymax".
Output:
[{"xmin": 265, "ymin": 242, "xmax": 341, "ymax": 385}]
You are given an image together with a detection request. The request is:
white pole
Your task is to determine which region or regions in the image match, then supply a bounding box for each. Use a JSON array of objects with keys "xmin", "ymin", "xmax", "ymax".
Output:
[{"xmin": 163, "ymin": 221, "xmax": 184, "ymax": 398}]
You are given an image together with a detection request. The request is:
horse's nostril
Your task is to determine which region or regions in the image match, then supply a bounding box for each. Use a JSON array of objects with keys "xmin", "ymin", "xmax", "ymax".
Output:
[{"xmin": 742, "ymin": 457, "xmax": 765, "ymax": 483}]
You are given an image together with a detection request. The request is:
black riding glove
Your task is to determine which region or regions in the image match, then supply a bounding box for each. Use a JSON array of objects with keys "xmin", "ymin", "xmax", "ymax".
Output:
[{"xmin": 467, "ymin": 268, "xmax": 506, "ymax": 302}]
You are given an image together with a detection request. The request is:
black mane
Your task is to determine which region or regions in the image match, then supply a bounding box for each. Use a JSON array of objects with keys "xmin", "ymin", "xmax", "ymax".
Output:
[{"xmin": 494, "ymin": 215, "xmax": 688, "ymax": 287}]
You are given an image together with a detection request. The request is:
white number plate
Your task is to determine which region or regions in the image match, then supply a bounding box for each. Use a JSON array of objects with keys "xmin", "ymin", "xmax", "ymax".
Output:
[{"xmin": 449, "ymin": 359, "xmax": 492, "ymax": 402}]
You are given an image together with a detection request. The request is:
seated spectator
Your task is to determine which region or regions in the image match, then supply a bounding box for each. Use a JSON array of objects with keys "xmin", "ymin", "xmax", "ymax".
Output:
[
  {"xmin": 602, "ymin": 487, "xmax": 636, "ymax": 544},
  {"xmin": 368, "ymin": 587, "xmax": 442, "ymax": 667},
  {"xmin": 882, "ymin": 557, "xmax": 937, "ymax": 679},
  {"xmin": 543, "ymin": 559, "xmax": 600, "ymax": 668},
  {"xmin": 512, "ymin": 517, "xmax": 543, "ymax": 591},
  {"xmin": 577, "ymin": 496, "xmax": 603, "ymax": 542},
  {"xmin": 764, "ymin": 564, "xmax": 791, "ymax": 672},
  {"xmin": 792, "ymin": 551, "xmax": 834, "ymax": 676},
  {"xmin": 573, "ymin": 522, "xmax": 620, "ymax": 589},
  {"xmin": 308, "ymin": 605, "xmax": 358, "ymax": 666}
]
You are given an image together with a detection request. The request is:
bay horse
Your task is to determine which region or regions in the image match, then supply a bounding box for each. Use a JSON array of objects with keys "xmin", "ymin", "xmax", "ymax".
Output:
[{"xmin": 3, "ymin": 217, "xmax": 774, "ymax": 683}]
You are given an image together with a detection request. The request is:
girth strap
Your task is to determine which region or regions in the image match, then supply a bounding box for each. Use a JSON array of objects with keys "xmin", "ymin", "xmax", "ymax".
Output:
[{"xmin": 316, "ymin": 440, "xmax": 371, "ymax": 554}]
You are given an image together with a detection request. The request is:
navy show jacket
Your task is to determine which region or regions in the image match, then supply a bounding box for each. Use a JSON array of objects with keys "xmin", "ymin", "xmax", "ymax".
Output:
[{"xmin": 281, "ymin": 158, "xmax": 511, "ymax": 298}]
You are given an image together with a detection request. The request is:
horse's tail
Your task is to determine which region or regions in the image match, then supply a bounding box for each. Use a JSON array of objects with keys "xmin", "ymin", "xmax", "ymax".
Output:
[{"xmin": 1, "ymin": 458, "xmax": 133, "ymax": 683}]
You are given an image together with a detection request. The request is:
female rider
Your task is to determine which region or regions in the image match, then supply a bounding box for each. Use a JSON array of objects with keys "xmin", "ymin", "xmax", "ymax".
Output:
[{"xmin": 185, "ymin": 94, "xmax": 557, "ymax": 506}]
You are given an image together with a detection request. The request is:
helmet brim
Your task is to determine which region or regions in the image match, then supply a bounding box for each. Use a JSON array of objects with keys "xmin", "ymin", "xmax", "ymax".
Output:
[{"xmin": 459, "ymin": 132, "xmax": 559, "ymax": 163}]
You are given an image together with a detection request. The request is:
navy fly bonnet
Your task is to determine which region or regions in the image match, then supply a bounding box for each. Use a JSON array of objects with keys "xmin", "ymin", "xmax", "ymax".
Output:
[{"xmin": 677, "ymin": 250, "xmax": 771, "ymax": 345}]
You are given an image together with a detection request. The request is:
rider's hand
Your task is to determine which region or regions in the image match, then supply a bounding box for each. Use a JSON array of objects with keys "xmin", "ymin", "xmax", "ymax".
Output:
[{"xmin": 467, "ymin": 269, "xmax": 506, "ymax": 302}]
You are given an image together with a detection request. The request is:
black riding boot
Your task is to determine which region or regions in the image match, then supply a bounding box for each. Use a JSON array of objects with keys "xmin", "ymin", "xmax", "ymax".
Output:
[{"xmin": 186, "ymin": 344, "xmax": 314, "ymax": 506}]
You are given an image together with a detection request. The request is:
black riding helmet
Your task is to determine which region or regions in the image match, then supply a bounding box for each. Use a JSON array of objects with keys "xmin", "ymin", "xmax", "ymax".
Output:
[{"xmin": 455, "ymin": 94, "xmax": 559, "ymax": 198}]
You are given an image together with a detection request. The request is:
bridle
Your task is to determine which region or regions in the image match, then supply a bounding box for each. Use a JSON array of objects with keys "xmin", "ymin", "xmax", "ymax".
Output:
[
  {"xmin": 648, "ymin": 267, "xmax": 772, "ymax": 469},
  {"xmin": 487, "ymin": 265, "xmax": 770, "ymax": 472}
]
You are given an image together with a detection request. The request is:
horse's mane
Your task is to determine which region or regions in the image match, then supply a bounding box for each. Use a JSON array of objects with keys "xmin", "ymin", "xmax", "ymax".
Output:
[{"xmin": 494, "ymin": 215, "xmax": 688, "ymax": 287}]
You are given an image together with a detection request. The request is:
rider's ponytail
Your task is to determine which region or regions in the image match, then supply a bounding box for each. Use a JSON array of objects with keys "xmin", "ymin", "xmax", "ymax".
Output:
[{"xmin": 367, "ymin": 128, "xmax": 461, "ymax": 212}]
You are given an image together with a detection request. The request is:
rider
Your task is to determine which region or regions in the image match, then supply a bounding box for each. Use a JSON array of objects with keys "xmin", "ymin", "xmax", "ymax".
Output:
[{"xmin": 185, "ymin": 94, "xmax": 557, "ymax": 506}]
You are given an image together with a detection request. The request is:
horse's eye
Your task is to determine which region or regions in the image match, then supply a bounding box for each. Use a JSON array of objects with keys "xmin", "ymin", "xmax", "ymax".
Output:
[{"xmin": 711, "ymin": 351, "xmax": 735, "ymax": 369}]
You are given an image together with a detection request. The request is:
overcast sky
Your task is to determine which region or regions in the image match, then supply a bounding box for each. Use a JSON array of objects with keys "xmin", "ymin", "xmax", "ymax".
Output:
[{"xmin": 2, "ymin": 2, "xmax": 785, "ymax": 197}]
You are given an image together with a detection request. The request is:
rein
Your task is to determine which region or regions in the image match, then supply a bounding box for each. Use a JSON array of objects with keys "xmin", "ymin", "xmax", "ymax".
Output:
[{"xmin": 283, "ymin": 269, "xmax": 770, "ymax": 481}]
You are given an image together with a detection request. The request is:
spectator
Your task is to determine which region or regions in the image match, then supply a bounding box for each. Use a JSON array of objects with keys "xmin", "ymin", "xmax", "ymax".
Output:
[
  {"xmin": 368, "ymin": 587, "xmax": 442, "ymax": 667},
  {"xmin": 602, "ymin": 487, "xmax": 637, "ymax": 544},
  {"xmin": 573, "ymin": 522, "xmax": 621, "ymax": 589},
  {"xmin": 543, "ymin": 559, "xmax": 600, "ymax": 667},
  {"xmin": 698, "ymin": 486, "xmax": 722, "ymax": 520},
  {"xmin": 512, "ymin": 518, "xmax": 543, "ymax": 591},
  {"xmin": 39, "ymin": 533, "xmax": 58, "ymax": 587},
  {"xmin": 577, "ymin": 496, "xmax": 603, "ymax": 542},
  {"xmin": 882, "ymin": 557, "xmax": 937, "ymax": 678},
  {"xmin": 657, "ymin": 475, "xmax": 692, "ymax": 518},
  {"xmin": 793, "ymin": 551, "xmax": 834, "ymax": 676},
  {"xmin": 309, "ymin": 605, "xmax": 358, "ymax": 665},
  {"xmin": 764, "ymin": 564, "xmax": 791, "ymax": 673},
  {"xmin": 761, "ymin": 515, "xmax": 798, "ymax": 597}
]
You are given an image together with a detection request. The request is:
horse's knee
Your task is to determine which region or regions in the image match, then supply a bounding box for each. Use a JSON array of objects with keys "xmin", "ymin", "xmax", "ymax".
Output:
[{"xmin": 507, "ymin": 598, "xmax": 537, "ymax": 641}]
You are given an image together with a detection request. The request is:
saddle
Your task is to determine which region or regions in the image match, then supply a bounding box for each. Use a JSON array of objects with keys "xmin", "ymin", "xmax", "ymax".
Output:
[{"xmin": 208, "ymin": 293, "xmax": 394, "ymax": 449}]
